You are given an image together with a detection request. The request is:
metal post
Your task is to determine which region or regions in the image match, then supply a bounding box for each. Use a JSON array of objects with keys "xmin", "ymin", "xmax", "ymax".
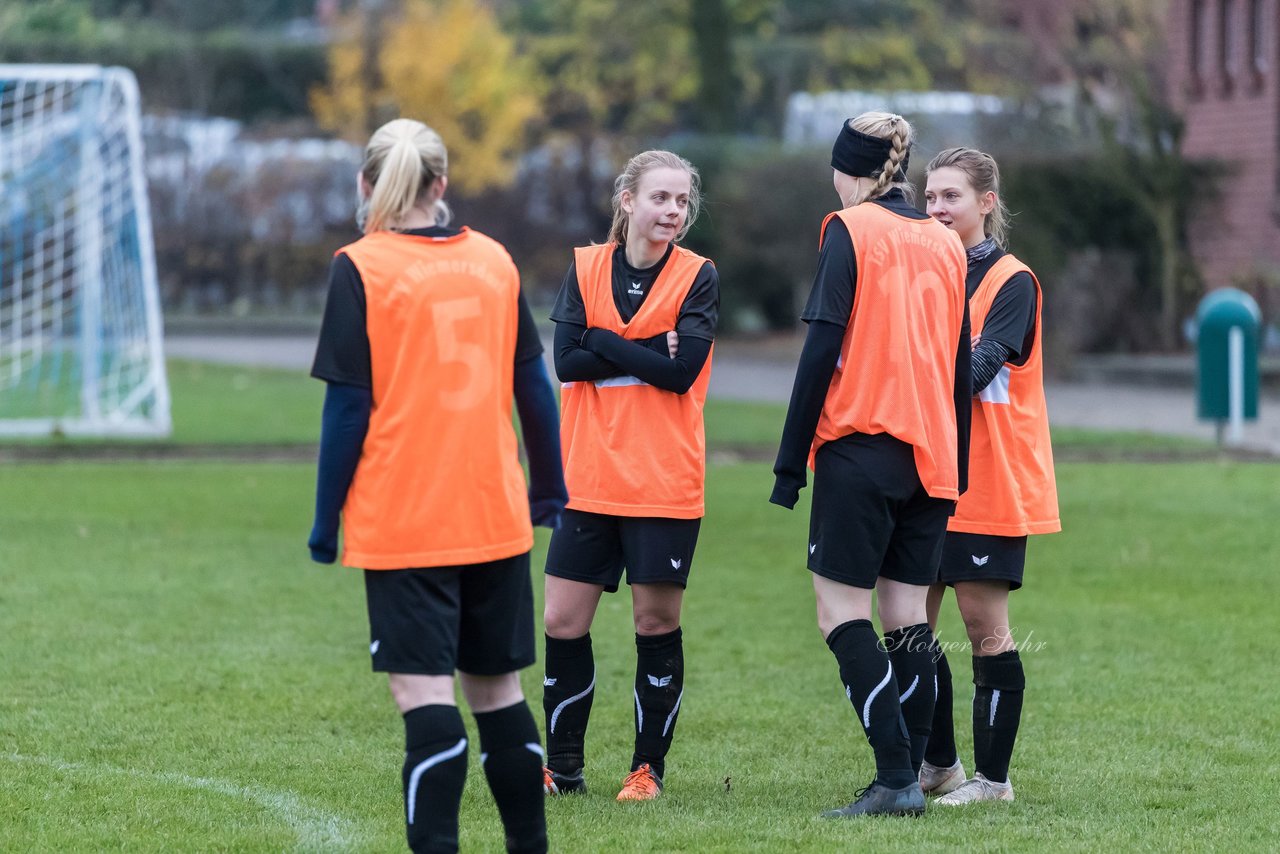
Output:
[
  {"xmin": 1228, "ymin": 325, "xmax": 1244, "ymax": 446},
  {"xmin": 78, "ymin": 79, "xmax": 104, "ymax": 424}
]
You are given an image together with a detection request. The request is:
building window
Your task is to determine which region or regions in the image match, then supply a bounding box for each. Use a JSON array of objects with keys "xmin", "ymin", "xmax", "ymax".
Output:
[
  {"xmin": 1191, "ymin": 0, "xmax": 1210, "ymax": 95},
  {"xmin": 1220, "ymin": 0, "xmax": 1241, "ymax": 93},
  {"xmin": 1249, "ymin": 0, "xmax": 1269, "ymax": 79}
]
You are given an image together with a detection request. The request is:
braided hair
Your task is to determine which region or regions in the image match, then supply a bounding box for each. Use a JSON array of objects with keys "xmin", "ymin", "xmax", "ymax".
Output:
[{"xmin": 847, "ymin": 112, "xmax": 914, "ymax": 203}]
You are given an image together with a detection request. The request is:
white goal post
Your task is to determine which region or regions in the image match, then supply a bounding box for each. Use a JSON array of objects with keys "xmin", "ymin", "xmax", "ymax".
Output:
[{"xmin": 0, "ymin": 64, "xmax": 170, "ymax": 437}]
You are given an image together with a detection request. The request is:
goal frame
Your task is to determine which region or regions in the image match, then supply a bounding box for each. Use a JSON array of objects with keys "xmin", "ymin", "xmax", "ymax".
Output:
[{"xmin": 0, "ymin": 64, "xmax": 170, "ymax": 438}]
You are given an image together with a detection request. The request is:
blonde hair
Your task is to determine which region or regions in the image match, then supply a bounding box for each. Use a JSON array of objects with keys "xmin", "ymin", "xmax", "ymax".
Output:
[
  {"xmin": 847, "ymin": 111, "xmax": 914, "ymax": 203},
  {"xmin": 926, "ymin": 147, "xmax": 1011, "ymax": 248},
  {"xmin": 607, "ymin": 150, "xmax": 702, "ymax": 245},
  {"xmin": 359, "ymin": 118, "xmax": 450, "ymax": 234}
]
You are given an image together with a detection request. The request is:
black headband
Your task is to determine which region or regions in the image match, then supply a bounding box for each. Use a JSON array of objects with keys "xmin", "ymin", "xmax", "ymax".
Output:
[{"xmin": 830, "ymin": 122, "xmax": 909, "ymax": 182}]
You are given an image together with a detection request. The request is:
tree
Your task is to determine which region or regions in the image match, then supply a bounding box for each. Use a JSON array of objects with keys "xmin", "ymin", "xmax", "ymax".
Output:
[
  {"xmin": 311, "ymin": 0, "xmax": 541, "ymax": 193},
  {"xmin": 86, "ymin": 0, "xmax": 317, "ymax": 30},
  {"xmin": 493, "ymin": 0, "xmax": 702, "ymax": 238},
  {"xmin": 690, "ymin": 0, "xmax": 737, "ymax": 134},
  {"xmin": 728, "ymin": 0, "xmax": 981, "ymax": 135},
  {"xmin": 0, "ymin": 2, "xmax": 328, "ymax": 121},
  {"xmin": 524, "ymin": 0, "xmax": 697, "ymax": 137},
  {"xmin": 0, "ymin": 0, "xmax": 99, "ymax": 38},
  {"xmin": 1058, "ymin": 0, "xmax": 1210, "ymax": 350},
  {"xmin": 964, "ymin": 0, "xmax": 1223, "ymax": 351}
]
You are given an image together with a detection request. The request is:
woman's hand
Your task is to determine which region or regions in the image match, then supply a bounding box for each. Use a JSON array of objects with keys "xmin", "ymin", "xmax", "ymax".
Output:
[{"xmin": 666, "ymin": 331, "xmax": 679, "ymax": 358}]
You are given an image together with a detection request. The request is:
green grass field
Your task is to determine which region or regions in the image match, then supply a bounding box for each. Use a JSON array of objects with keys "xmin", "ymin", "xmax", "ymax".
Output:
[
  {"xmin": 4, "ymin": 360, "xmax": 1223, "ymax": 458},
  {"xmin": 2, "ymin": 361, "xmax": 1277, "ymax": 851}
]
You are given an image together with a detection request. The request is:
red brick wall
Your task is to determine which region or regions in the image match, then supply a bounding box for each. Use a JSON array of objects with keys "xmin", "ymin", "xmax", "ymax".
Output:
[{"xmin": 1167, "ymin": 0, "xmax": 1280, "ymax": 288}]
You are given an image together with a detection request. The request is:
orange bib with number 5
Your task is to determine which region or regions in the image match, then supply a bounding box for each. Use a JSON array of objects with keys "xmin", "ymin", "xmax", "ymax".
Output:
[{"xmin": 338, "ymin": 228, "xmax": 534, "ymax": 569}]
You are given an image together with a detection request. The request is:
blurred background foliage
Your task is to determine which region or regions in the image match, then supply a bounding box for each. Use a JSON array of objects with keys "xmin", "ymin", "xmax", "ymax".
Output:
[{"xmin": 0, "ymin": 0, "xmax": 1217, "ymax": 354}]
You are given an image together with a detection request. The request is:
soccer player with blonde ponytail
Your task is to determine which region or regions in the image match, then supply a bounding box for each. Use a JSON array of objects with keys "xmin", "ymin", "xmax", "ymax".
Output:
[
  {"xmin": 309, "ymin": 117, "xmax": 566, "ymax": 853},
  {"xmin": 771, "ymin": 112, "xmax": 971, "ymax": 818},
  {"xmin": 921, "ymin": 147, "xmax": 1060, "ymax": 806},
  {"xmin": 540, "ymin": 149, "xmax": 719, "ymax": 803}
]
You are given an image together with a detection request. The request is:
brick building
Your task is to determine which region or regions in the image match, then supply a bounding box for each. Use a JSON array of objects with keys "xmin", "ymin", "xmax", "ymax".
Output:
[{"xmin": 1166, "ymin": 0, "xmax": 1280, "ymax": 289}]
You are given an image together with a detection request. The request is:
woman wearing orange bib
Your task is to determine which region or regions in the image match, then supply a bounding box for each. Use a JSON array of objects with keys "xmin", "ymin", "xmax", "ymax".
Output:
[
  {"xmin": 540, "ymin": 150, "xmax": 718, "ymax": 802},
  {"xmin": 919, "ymin": 147, "xmax": 1060, "ymax": 806},
  {"xmin": 771, "ymin": 113, "xmax": 971, "ymax": 818},
  {"xmin": 308, "ymin": 119, "xmax": 566, "ymax": 854}
]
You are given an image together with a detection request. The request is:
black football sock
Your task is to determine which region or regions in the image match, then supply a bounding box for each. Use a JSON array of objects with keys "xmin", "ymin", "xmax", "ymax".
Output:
[
  {"xmin": 882, "ymin": 622, "xmax": 938, "ymax": 775},
  {"xmin": 826, "ymin": 619, "xmax": 915, "ymax": 789},
  {"xmin": 972, "ymin": 650, "xmax": 1025, "ymax": 784},
  {"xmin": 542, "ymin": 633, "xmax": 594, "ymax": 776},
  {"xmin": 402, "ymin": 704, "xmax": 468, "ymax": 854},
  {"xmin": 923, "ymin": 637, "xmax": 959, "ymax": 768},
  {"xmin": 475, "ymin": 702, "xmax": 547, "ymax": 854},
  {"xmin": 631, "ymin": 627, "xmax": 684, "ymax": 779}
]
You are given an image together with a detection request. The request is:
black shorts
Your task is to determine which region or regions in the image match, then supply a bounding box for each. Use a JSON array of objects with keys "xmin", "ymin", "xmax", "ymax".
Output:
[
  {"xmin": 939, "ymin": 532, "xmax": 1027, "ymax": 591},
  {"xmin": 363, "ymin": 552, "xmax": 536, "ymax": 676},
  {"xmin": 808, "ymin": 433, "xmax": 954, "ymax": 589},
  {"xmin": 544, "ymin": 508, "xmax": 701, "ymax": 593}
]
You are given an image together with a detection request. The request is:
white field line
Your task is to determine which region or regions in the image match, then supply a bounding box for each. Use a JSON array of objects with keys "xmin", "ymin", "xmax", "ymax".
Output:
[{"xmin": 4, "ymin": 752, "xmax": 365, "ymax": 850}]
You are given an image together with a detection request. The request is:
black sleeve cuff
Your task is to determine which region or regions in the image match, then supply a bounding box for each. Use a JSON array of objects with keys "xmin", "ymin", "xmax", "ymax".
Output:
[{"xmin": 769, "ymin": 479, "xmax": 801, "ymax": 510}]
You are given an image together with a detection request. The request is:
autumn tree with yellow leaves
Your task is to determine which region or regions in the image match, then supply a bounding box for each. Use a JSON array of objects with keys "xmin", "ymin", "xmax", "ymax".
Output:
[{"xmin": 311, "ymin": 0, "xmax": 541, "ymax": 194}]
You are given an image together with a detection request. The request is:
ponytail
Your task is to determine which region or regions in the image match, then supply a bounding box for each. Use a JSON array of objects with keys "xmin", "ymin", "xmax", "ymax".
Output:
[
  {"xmin": 359, "ymin": 118, "xmax": 451, "ymax": 233},
  {"xmin": 925, "ymin": 147, "xmax": 1011, "ymax": 247}
]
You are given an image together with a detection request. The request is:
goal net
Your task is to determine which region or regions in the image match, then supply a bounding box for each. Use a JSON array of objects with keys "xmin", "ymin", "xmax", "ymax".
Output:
[{"xmin": 0, "ymin": 65, "xmax": 170, "ymax": 437}]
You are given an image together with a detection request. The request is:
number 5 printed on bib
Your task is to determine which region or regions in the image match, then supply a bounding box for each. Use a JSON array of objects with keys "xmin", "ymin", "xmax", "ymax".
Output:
[{"xmin": 432, "ymin": 296, "xmax": 494, "ymax": 410}]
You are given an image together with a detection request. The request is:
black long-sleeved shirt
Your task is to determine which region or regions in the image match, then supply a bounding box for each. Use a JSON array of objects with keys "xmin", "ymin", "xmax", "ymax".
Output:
[
  {"xmin": 964, "ymin": 243, "xmax": 1037, "ymax": 393},
  {"xmin": 549, "ymin": 242, "xmax": 719, "ymax": 394}
]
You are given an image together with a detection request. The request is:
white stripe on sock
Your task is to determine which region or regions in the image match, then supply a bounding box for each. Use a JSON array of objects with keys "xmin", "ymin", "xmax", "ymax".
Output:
[
  {"xmin": 899, "ymin": 675, "xmax": 920, "ymax": 703},
  {"xmin": 483, "ymin": 743, "xmax": 543, "ymax": 766},
  {"xmin": 549, "ymin": 672, "xmax": 595, "ymax": 734},
  {"xmin": 633, "ymin": 688, "xmax": 643, "ymax": 732},
  {"xmin": 407, "ymin": 738, "xmax": 467, "ymax": 826},
  {"xmin": 989, "ymin": 688, "xmax": 1001, "ymax": 727},
  {"xmin": 863, "ymin": 662, "xmax": 894, "ymax": 729},
  {"xmin": 661, "ymin": 689, "xmax": 684, "ymax": 737}
]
